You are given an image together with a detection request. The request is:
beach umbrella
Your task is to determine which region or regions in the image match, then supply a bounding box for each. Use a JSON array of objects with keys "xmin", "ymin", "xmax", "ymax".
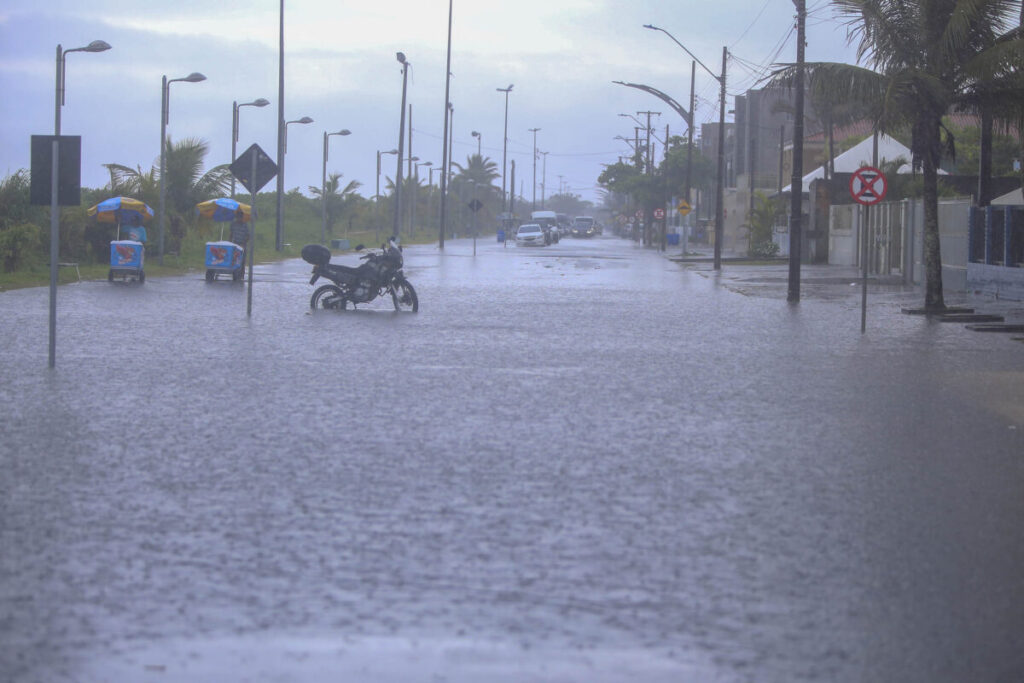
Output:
[
  {"xmin": 195, "ymin": 197, "xmax": 255, "ymax": 223},
  {"xmin": 87, "ymin": 196, "xmax": 154, "ymax": 224}
]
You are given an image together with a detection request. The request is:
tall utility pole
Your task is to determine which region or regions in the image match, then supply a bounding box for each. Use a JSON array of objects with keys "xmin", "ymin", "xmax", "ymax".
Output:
[
  {"xmin": 714, "ymin": 46, "xmax": 727, "ymax": 270},
  {"xmin": 528, "ymin": 127, "xmax": 540, "ymax": 209},
  {"xmin": 407, "ymin": 104, "xmax": 414, "ymax": 178},
  {"xmin": 497, "ymin": 85, "xmax": 513, "ymax": 213},
  {"xmin": 275, "ymin": 0, "xmax": 286, "ymax": 251},
  {"xmin": 540, "ymin": 150, "xmax": 548, "ymax": 208},
  {"xmin": 438, "ymin": 0, "xmax": 453, "ymax": 249},
  {"xmin": 685, "ymin": 60, "xmax": 695, "ymax": 214},
  {"xmin": 787, "ymin": 0, "xmax": 806, "ymax": 302},
  {"xmin": 393, "ymin": 53, "xmax": 410, "ymax": 240},
  {"xmin": 638, "ymin": 110, "xmax": 659, "ymax": 245}
]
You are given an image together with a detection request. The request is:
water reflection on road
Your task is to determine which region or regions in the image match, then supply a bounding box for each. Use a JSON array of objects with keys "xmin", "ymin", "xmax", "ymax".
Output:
[{"xmin": 2, "ymin": 236, "xmax": 1023, "ymax": 681}]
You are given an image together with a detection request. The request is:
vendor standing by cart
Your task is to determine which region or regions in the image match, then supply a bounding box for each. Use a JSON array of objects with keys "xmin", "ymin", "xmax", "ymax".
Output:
[{"xmin": 229, "ymin": 209, "xmax": 250, "ymax": 249}]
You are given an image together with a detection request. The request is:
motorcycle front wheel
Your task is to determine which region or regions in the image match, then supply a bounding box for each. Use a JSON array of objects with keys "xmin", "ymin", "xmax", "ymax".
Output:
[
  {"xmin": 310, "ymin": 284, "xmax": 348, "ymax": 310},
  {"xmin": 390, "ymin": 278, "xmax": 418, "ymax": 312}
]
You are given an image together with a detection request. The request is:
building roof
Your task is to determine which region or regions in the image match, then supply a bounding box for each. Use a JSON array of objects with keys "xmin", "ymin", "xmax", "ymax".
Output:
[
  {"xmin": 992, "ymin": 188, "xmax": 1023, "ymax": 205},
  {"xmin": 782, "ymin": 134, "xmax": 917, "ymax": 193}
]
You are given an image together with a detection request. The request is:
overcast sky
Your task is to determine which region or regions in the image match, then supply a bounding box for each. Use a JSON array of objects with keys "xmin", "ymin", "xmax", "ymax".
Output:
[{"xmin": 0, "ymin": 0, "xmax": 860, "ymax": 204}]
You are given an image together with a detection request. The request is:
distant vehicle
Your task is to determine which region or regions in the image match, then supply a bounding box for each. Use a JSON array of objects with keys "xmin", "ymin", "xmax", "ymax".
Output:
[
  {"xmin": 530, "ymin": 210, "xmax": 560, "ymax": 244},
  {"xmin": 515, "ymin": 223, "xmax": 547, "ymax": 247},
  {"xmin": 571, "ymin": 216, "xmax": 597, "ymax": 238},
  {"xmin": 556, "ymin": 213, "xmax": 571, "ymax": 237}
]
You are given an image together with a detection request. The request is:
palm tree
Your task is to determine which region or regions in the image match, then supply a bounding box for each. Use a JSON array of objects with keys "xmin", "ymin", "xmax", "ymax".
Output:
[
  {"xmin": 451, "ymin": 154, "xmax": 499, "ymax": 199},
  {"xmin": 773, "ymin": 0, "xmax": 1023, "ymax": 311},
  {"xmin": 105, "ymin": 137, "xmax": 231, "ymax": 250},
  {"xmin": 309, "ymin": 173, "xmax": 362, "ymax": 236}
]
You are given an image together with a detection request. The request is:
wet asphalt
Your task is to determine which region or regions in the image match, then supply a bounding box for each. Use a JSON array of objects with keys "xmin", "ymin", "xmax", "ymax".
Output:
[{"xmin": 2, "ymin": 235, "xmax": 1023, "ymax": 682}]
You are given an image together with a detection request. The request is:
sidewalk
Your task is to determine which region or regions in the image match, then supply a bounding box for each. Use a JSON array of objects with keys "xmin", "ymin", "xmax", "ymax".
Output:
[{"xmin": 665, "ymin": 242, "xmax": 1024, "ymax": 323}]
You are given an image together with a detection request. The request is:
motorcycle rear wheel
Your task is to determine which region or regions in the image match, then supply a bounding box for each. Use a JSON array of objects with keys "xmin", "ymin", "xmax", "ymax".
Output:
[
  {"xmin": 390, "ymin": 279, "xmax": 418, "ymax": 312},
  {"xmin": 310, "ymin": 284, "xmax": 348, "ymax": 310}
]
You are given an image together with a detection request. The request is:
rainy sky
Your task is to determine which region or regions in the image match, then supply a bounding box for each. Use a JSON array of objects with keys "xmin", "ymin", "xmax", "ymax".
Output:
[{"xmin": 0, "ymin": 0, "xmax": 859, "ymax": 204}]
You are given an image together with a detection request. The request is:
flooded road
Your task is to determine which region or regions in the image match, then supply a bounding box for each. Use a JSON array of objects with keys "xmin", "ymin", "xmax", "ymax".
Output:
[{"xmin": 2, "ymin": 236, "xmax": 1023, "ymax": 681}]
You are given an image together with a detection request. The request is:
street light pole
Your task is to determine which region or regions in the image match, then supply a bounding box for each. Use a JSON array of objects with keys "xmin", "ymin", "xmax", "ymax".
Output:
[
  {"xmin": 232, "ymin": 98, "xmax": 269, "ymax": 197},
  {"xmin": 321, "ymin": 128, "xmax": 351, "ymax": 245},
  {"xmin": 413, "ymin": 160, "xmax": 432, "ymax": 238},
  {"xmin": 644, "ymin": 24, "xmax": 727, "ymax": 270},
  {"xmin": 528, "ymin": 127, "xmax": 540, "ymax": 210},
  {"xmin": 159, "ymin": 71, "xmax": 206, "ymax": 266},
  {"xmin": 394, "ymin": 52, "xmax": 410, "ymax": 240},
  {"xmin": 50, "ymin": 39, "xmax": 109, "ymax": 369},
  {"xmin": 376, "ymin": 148, "xmax": 398, "ymax": 245},
  {"xmin": 275, "ymin": 115, "xmax": 313, "ymax": 249},
  {"xmin": 471, "ymin": 130, "xmax": 481, "ymax": 157},
  {"xmin": 497, "ymin": 84, "xmax": 513, "ymax": 213}
]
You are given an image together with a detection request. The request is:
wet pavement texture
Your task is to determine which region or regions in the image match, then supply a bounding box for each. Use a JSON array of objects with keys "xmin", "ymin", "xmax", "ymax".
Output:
[{"xmin": 2, "ymin": 236, "xmax": 1023, "ymax": 682}]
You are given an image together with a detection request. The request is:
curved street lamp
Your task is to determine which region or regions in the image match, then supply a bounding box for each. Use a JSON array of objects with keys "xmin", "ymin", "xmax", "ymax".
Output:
[
  {"xmin": 49, "ymin": 39, "xmax": 110, "ymax": 368},
  {"xmin": 413, "ymin": 160, "xmax": 432, "ymax": 237},
  {"xmin": 274, "ymin": 115, "xmax": 313, "ymax": 249},
  {"xmin": 322, "ymin": 128, "xmax": 351, "ymax": 244},
  {"xmin": 232, "ymin": 97, "xmax": 270, "ymax": 197},
  {"xmin": 376, "ymin": 148, "xmax": 398, "ymax": 243},
  {"xmin": 644, "ymin": 23, "xmax": 726, "ymax": 270},
  {"xmin": 159, "ymin": 71, "xmax": 206, "ymax": 265}
]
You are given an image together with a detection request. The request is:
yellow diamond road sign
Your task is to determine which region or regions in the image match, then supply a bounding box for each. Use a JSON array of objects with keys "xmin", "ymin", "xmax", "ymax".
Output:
[{"xmin": 676, "ymin": 200, "xmax": 692, "ymax": 216}]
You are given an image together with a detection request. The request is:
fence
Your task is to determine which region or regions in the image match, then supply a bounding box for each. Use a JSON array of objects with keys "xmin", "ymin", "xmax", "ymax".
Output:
[
  {"xmin": 828, "ymin": 198, "xmax": 973, "ymax": 290},
  {"xmin": 966, "ymin": 205, "xmax": 1024, "ymax": 300}
]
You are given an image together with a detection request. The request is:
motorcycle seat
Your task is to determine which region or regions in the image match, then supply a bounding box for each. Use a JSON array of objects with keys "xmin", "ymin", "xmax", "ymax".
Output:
[{"xmin": 323, "ymin": 262, "xmax": 363, "ymax": 279}]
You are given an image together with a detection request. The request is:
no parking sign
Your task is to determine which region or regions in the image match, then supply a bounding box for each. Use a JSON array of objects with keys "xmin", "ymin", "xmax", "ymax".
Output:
[{"xmin": 849, "ymin": 166, "xmax": 887, "ymax": 206}]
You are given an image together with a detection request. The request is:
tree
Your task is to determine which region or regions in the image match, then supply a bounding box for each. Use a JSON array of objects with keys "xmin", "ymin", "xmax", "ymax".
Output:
[
  {"xmin": 105, "ymin": 137, "xmax": 231, "ymax": 251},
  {"xmin": 309, "ymin": 173, "xmax": 362, "ymax": 236},
  {"xmin": 772, "ymin": 0, "xmax": 1024, "ymax": 311}
]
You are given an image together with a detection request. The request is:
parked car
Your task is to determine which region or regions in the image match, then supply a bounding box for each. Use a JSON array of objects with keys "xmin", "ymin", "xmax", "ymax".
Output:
[
  {"xmin": 572, "ymin": 216, "xmax": 597, "ymax": 238},
  {"xmin": 515, "ymin": 223, "xmax": 547, "ymax": 246}
]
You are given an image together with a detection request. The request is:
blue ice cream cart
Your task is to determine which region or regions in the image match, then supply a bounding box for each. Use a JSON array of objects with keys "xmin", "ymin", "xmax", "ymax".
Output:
[
  {"xmin": 87, "ymin": 197, "xmax": 152, "ymax": 284},
  {"xmin": 196, "ymin": 198, "xmax": 253, "ymax": 283},
  {"xmin": 204, "ymin": 240, "xmax": 245, "ymax": 282}
]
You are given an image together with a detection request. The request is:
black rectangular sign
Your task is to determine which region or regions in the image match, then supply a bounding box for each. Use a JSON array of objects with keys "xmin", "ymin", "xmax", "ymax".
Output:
[{"xmin": 30, "ymin": 135, "xmax": 81, "ymax": 206}]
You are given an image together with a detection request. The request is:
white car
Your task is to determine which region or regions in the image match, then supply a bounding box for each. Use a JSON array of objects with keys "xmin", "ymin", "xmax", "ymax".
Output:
[{"xmin": 515, "ymin": 223, "xmax": 547, "ymax": 246}]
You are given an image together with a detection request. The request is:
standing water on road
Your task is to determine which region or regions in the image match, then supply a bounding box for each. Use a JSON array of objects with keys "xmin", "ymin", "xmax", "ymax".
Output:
[{"xmin": 2, "ymin": 236, "xmax": 1023, "ymax": 682}]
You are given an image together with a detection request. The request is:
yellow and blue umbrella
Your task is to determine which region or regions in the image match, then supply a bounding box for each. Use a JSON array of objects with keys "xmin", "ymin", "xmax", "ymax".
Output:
[
  {"xmin": 87, "ymin": 196, "xmax": 154, "ymax": 224},
  {"xmin": 195, "ymin": 197, "xmax": 255, "ymax": 223}
]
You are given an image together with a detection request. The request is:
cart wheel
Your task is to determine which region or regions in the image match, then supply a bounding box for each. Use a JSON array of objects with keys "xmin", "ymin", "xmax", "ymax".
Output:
[
  {"xmin": 108, "ymin": 269, "xmax": 114, "ymax": 282},
  {"xmin": 205, "ymin": 269, "xmax": 215, "ymax": 283},
  {"xmin": 138, "ymin": 269, "xmax": 145, "ymax": 284}
]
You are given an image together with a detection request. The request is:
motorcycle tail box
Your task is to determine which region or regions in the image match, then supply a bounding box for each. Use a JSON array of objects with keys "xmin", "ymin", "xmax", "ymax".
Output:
[{"xmin": 301, "ymin": 244, "xmax": 332, "ymax": 266}]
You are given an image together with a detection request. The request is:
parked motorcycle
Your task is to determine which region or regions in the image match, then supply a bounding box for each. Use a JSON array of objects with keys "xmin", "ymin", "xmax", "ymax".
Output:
[{"xmin": 302, "ymin": 238, "xmax": 418, "ymax": 312}]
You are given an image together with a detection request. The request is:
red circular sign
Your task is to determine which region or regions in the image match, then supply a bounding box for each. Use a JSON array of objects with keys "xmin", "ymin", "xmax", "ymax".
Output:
[
  {"xmin": 849, "ymin": 166, "xmax": 888, "ymax": 206},
  {"xmin": 654, "ymin": 208, "xmax": 665, "ymax": 219}
]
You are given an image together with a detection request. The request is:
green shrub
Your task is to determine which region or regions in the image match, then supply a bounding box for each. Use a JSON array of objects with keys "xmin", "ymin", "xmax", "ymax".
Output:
[{"xmin": 0, "ymin": 222, "xmax": 41, "ymax": 272}]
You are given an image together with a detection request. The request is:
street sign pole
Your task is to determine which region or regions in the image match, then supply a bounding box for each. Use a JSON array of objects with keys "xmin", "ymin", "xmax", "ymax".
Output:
[
  {"xmin": 248, "ymin": 152, "xmax": 257, "ymax": 317},
  {"xmin": 849, "ymin": 165, "xmax": 888, "ymax": 334}
]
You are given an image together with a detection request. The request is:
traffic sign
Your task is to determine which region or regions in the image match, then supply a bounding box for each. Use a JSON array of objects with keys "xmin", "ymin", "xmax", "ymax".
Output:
[
  {"xmin": 849, "ymin": 166, "xmax": 887, "ymax": 206},
  {"xmin": 635, "ymin": 209, "xmax": 643, "ymax": 218},
  {"xmin": 677, "ymin": 199, "xmax": 692, "ymax": 216},
  {"xmin": 468, "ymin": 198, "xmax": 483, "ymax": 213},
  {"xmin": 654, "ymin": 208, "xmax": 665, "ymax": 219},
  {"xmin": 231, "ymin": 143, "xmax": 278, "ymax": 194}
]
